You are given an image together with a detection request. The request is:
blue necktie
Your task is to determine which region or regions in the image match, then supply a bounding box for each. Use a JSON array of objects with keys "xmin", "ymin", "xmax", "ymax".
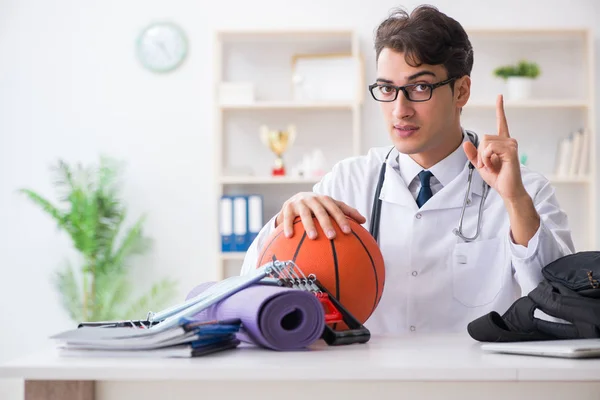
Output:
[{"xmin": 416, "ymin": 170, "xmax": 434, "ymax": 208}]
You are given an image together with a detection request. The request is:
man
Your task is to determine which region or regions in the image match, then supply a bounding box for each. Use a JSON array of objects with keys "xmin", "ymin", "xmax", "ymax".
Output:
[{"xmin": 240, "ymin": 5, "xmax": 574, "ymax": 335}]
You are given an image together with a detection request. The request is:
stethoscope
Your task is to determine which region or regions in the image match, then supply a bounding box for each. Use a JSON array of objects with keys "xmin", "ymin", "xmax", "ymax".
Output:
[{"xmin": 368, "ymin": 130, "xmax": 490, "ymax": 244}]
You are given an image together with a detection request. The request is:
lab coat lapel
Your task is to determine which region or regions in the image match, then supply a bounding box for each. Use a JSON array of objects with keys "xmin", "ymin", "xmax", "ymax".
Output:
[
  {"xmin": 379, "ymin": 160, "xmax": 419, "ymax": 211},
  {"xmin": 420, "ymin": 163, "xmax": 486, "ymax": 211}
]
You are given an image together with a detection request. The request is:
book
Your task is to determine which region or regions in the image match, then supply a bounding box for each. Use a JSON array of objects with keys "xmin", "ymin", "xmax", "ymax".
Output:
[
  {"xmin": 59, "ymin": 338, "xmax": 242, "ymax": 358},
  {"xmin": 52, "ymin": 318, "xmax": 242, "ymax": 358}
]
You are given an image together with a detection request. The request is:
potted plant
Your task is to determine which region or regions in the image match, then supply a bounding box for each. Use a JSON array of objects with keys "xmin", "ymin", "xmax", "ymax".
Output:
[
  {"xmin": 20, "ymin": 156, "xmax": 178, "ymax": 323},
  {"xmin": 493, "ymin": 60, "xmax": 541, "ymax": 100}
]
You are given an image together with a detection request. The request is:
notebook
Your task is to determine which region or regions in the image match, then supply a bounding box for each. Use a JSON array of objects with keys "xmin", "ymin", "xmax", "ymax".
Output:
[{"xmin": 59, "ymin": 338, "xmax": 241, "ymax": 358}]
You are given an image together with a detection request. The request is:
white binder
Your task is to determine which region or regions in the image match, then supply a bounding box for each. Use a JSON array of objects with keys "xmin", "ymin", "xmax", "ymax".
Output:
[
  {"xmin": 247, "ymin": 195, "xmax": 263, "ymax": 245},
  {"xmin": 233, "ymin": 196, "xmax": 248, "ymax": 251},
  {"xmin": 220, "ymin": 196, "xmax": 234, "ymax": 252}
]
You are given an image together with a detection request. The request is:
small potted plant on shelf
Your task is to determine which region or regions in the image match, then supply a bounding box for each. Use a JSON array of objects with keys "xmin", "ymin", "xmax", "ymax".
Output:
[{"xmin": 493, "ymin": 60, "xmax": 541, "ymax": 100}]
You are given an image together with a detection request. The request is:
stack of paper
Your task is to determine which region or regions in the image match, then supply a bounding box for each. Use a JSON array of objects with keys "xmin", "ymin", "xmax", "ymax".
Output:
[{"xmin": 52, "ymin": 318, "xmax": 242, "ymax": 358}]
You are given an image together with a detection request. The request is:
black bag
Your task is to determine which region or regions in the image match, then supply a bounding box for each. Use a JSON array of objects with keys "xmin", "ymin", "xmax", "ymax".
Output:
[{"xmin": 467, "ymin": 251, "xmax": 600, "ymax": 342}]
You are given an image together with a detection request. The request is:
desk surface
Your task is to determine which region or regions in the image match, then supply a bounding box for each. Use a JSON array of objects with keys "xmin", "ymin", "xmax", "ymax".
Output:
[{"xmin": 2, "ymin": 333, "xmax": 600, "ymax": 382}]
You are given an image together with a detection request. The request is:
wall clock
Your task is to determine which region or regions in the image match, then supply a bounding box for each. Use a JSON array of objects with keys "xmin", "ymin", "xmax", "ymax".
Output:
[{"xmin": 136, "ymin": 22, "xmax": 188, "ymax": 73}]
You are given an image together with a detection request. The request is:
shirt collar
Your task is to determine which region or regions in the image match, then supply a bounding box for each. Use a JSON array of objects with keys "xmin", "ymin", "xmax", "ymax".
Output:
[{"xmin": 393, "ymin": 130, "xmax": 470, "ymax": 188}]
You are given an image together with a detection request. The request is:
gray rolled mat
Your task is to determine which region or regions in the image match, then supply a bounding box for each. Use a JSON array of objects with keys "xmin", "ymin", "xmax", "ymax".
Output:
[{"xmin": 185, "ymin": 282, "xmax": 325, "ymax": 351}]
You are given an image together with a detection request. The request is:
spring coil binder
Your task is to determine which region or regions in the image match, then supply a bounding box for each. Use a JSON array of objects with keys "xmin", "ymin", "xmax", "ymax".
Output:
[{"xmin": 260, "ymin": 259, "xmax": 371, "ymax": 346}]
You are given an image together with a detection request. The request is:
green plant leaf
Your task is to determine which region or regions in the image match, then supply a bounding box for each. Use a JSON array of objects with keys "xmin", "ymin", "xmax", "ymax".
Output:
[
  {"xmin": 109, "ymin": 215, "xmax": 152, "ymax": 274},
  {"xmin": 53, "ymin": 261, "xmax": 83, "ymax": 322},
  {"xmin": 52, "ymin": 160, "xmax": 76, "ymax": 202},
  {"xmin": 493, "ymin": 60, "xmax": 540, "ymax": 79},
  {"xmin": 122, "ymin": 279, "xmax": 179, "ymax": 321},
  {"xmin": 18, "ymin": 189, "xmax": 66, "ymax": 230},
  {"xmin": 91, "ymin": 271, "xmax": 131, "ymax": 321}
]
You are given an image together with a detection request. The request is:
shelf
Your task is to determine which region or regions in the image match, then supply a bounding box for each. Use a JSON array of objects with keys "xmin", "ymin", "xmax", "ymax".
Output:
[
  {"xmin": 546, "ymin": 175, "xmax": 591, "ymax": 184},
  {"xmin": 220, "ymin": 252, "xmax": 246, "ymax": 261},
  {"xmin": 466, "ymin": 28, "xmax": 588, "ymax": 36},
  {"xmin": 466, "ymin": 99, "xmax": 589, "ymax": 109},
  {"xmin": 217, "ymin": 29, "xmax": 354, "ymax": 42},
  {"xmin": 221, "ymin": 100, "xmax": 588, "ymax": 110},
  {"xmin": 220, "ymin": 176, "xmax": 322, "ymax": 184},
  {"xmin": 219, "ymin": 101, "xmax": 357, "ymax": 111},
  {"xmin": 222, "ymin": 175, "xmax": 590, "ymax": 186}
]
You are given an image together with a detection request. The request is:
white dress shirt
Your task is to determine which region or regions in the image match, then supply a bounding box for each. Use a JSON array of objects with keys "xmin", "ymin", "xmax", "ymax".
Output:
[{"xmin": 395, "ymin": 134, "xmax": 468, "ymax": 200}]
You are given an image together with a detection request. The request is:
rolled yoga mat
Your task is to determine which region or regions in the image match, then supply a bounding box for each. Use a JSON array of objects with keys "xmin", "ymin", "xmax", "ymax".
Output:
[{"xmin": 185, "ymin": 282, "xmax": 325, "ymax": 351}]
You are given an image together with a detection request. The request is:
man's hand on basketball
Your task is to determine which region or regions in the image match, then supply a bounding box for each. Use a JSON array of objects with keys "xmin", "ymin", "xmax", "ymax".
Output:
[{"xmin": 275, "ymin": 192, "xmax": 366, "ymax": 240}]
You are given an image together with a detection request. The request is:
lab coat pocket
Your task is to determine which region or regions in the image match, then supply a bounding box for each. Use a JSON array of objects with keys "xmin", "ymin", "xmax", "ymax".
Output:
[{"xmin": 451, "ymin": 237, "xmax": 506, "ymax": 308}]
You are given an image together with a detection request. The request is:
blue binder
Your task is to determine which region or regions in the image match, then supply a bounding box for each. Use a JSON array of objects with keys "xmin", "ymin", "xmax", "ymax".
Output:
[
  {"xmin": 220, "ymin": 196, "xmax": 234, "ymax": 252},
  {"xmin": 232, "ymin": 196, "xmax": 248, "ymax": 252}
]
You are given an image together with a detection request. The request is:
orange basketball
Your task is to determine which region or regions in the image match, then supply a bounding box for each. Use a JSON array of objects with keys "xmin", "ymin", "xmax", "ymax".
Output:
[{"xmin": 256, "ymin": 215, "xmax": 385, "ymax": 327}]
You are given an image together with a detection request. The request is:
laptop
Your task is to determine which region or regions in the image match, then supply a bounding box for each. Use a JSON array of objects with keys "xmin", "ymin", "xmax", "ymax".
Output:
[{"xmin": 480, "ymin": 339, "xmax": 600, "ymax": 359}]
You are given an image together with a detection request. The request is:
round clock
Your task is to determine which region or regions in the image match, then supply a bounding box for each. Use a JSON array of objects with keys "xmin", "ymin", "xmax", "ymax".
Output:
[{"xmin": 136, "ymin": 22, "xmax": 188, "ymax": 73}]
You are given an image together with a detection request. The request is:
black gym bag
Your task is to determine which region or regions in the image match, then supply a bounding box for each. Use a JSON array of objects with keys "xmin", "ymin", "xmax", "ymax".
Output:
[{"xmin": 467, "ymin": 251, "xmax": 600, "ymax": 342}]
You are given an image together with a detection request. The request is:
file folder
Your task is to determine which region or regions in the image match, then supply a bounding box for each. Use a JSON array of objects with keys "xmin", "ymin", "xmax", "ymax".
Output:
[
  {"xmin": 233, "ymin": 196, "xmax": 248, "ymax": 251},
  {"xmin": 220, "ymin": 196, "xmax": 234, "ymax": 252},
  {"xmin": 247, "ymin": 194, "xmax": 263, "ymax": 246}
]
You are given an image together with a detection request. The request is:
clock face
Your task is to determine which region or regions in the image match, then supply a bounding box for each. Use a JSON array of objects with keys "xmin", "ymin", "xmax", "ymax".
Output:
[{"xmin": 136, "ymin": 22, "xmax": 188, "ymax": 73}]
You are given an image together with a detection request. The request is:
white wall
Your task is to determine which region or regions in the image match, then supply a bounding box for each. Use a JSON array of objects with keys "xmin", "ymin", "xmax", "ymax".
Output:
[{"xmin": 1, "ymin": 0, "xmax": 598, "ymax": 398}]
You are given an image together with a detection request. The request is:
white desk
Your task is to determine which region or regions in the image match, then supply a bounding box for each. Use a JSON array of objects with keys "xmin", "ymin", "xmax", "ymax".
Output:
[{"xmin": 2, "ymin": 333, "xmax": 600, "ymax": 400}]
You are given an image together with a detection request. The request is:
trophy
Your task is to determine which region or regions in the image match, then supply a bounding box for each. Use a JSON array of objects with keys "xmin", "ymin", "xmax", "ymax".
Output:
[{"xmin": 260, "ymin": 124, "xmax": 296, "ymax": 176}]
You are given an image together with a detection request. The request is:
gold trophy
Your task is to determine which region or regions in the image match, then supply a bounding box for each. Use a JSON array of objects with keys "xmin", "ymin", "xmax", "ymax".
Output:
[{"xmin": 260, "ymin": 124, "xmax": 296, "ymax": 176}]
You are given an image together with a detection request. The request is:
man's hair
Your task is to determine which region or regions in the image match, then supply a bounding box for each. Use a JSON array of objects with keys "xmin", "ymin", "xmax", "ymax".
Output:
[{"xmin": 374, "ymin": 5, "xmax": 474, "ymax": 80}]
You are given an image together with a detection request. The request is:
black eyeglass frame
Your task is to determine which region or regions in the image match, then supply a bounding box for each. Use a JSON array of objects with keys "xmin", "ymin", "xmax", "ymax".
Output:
[{"xmin": 368, "ymin": 77, "xmax": 457, "ymax": 102}]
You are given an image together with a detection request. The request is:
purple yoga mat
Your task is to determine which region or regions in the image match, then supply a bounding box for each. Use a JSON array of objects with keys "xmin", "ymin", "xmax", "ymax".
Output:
[{"xmin": 185, "ymin": 282, "xmax": 325, "ymax": 351}]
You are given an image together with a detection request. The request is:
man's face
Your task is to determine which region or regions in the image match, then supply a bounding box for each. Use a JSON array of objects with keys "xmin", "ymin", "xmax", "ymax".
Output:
[{"xmin": 375, "ymin": 48, "xmax": 469, "ymax": 166}]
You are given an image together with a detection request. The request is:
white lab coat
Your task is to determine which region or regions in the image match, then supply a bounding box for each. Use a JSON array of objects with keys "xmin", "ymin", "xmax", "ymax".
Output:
[{"xmin": 240, "ymin": 143, "xmax": 575, "ymax": 335}]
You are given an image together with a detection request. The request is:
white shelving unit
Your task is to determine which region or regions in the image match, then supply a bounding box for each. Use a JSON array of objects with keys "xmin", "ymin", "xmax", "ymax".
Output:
[
  {"xmin": 214, "ymin": 29, "xmax": 363, "ymax": 280},
  {"xmin": 213, "ymin": 27, "xmax": 595, "ymax": 280}
]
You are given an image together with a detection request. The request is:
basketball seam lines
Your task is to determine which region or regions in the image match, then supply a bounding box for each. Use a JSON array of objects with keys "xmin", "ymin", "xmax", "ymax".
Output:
[
  {"xmin": 330, "ymin": 239, "xmax": 340, "ymax": 331},
  {"xmin": 292, "ymin": 231, "xmax": 307, "ymax": 263},
  {"xmin": 258, "ymin": 219, "xmax": 302, "ymax": 265},
  {"xmin": 351, "ymin": 231, "xmax": 380, "ymax": 316}
]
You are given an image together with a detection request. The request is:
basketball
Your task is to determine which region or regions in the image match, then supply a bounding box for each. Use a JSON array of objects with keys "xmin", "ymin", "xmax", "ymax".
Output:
[{"xmin": 256, "ymin": 215, "xmax": 385, "ymax": 327}]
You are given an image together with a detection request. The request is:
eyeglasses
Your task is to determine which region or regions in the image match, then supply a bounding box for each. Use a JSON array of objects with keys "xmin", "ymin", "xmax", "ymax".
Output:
[{"xmin": 368, "ymin": 77, "xmax": 457, "ymax": 102}]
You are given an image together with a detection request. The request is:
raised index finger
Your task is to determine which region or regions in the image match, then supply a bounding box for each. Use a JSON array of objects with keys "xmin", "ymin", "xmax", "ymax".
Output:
[{"xmin": 496, "ymin": 94, "xmax": 510, "ymax": 138}]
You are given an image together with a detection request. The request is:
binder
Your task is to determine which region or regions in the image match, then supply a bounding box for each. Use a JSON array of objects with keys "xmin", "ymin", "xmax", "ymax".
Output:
[
  {"xmin": 247, "ymin": 194, "xmax": 263, "ymax": 246},
  {"xmin": 233, "ymin": 196, "xmax": 248, "ymax": 251},
  {"xmin": 577, "ymin": 129, "xmax": 590, "ymax": 177},
  {"xmin": 568, "ymin": 130, "xmax": 582, "ymax": 176},
  {"xmin": 220, "ymin": 196, "xmax": 234, "ymax": 252}
]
